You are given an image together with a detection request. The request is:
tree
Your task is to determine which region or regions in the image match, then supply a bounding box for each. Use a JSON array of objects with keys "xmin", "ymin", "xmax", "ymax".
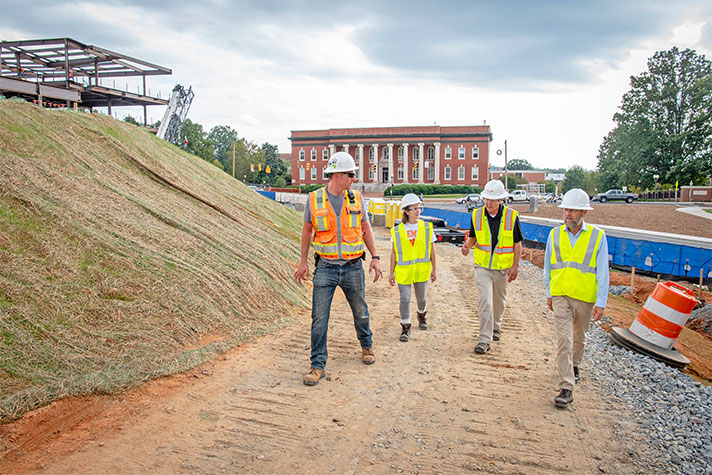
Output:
[
  {"xmin": 232, "ymin": 138, "xmax": 264, "ymax": 183},
  {"xmin": 597, "ymin": 47, "xmax": 712, "ymax": 189},
  {"xmin": 180, "ymin": 119, "xmax": 215, "ymax": 164},
  {"xmin": 507, "ymin": 159, "xmax": 534, "ymax": 170},
  {"xmin": 123, "ymin": 115, "xmax": 140, "ymax": 126},
  {"xmin": 261, "ymin": 142, "xmax": 290, "ymax": 185},
  {"xmin": 207, "ymin": 125, "xmax": 239, "ymax": 172},
  {"xmin": 562, "ymin": 165, "xmax": 587, "ymax": 193}
]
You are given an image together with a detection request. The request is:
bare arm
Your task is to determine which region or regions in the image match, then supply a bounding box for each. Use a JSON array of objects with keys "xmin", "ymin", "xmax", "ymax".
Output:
[
  {"xmin": 362, "ymin": 220, "xmax": 383, "ymax": 282},
  {"xmin": 294, "ymin": 221, "xmax": 314, "ymax": 284},
  {"xmin": 430, "ymin": 243, "xmax": 437, "ymax": 282},
  {"xmin": 507, "ymin": 241, "xmax": 522, "ymax": 282},
  {"xmin": 389, "ymin": 247, "xmax": 396, "ymax": 286},
  {"xmin": 461, "ymin": 236, "xmax": 476, "ymax": 256}
]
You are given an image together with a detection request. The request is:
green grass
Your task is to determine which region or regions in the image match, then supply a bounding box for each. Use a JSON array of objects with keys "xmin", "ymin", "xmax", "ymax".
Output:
[{"xmin": 705, "ymin": 209, "xmax": 712, "ymax": 214}]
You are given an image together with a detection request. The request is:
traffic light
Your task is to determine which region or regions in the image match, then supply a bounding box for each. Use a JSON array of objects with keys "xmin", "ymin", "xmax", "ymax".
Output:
[
  {"xmin": 414, "ymin": 162, "xmax": 419, "ymax": 171},
  {"xmin": 371, "ymin": 163, "xmax": 376, "ymax": 173}
]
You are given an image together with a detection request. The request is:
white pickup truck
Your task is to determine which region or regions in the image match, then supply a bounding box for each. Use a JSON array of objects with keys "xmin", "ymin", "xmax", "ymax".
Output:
[{"xmin": 507, "ymin": 190, "xmax": 529, "ymax": 203}]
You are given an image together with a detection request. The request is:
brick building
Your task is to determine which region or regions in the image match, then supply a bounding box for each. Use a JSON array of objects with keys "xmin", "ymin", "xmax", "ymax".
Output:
[{"xmin": 290, "ymin": 125, "xmax": 492, "ymax": 189}]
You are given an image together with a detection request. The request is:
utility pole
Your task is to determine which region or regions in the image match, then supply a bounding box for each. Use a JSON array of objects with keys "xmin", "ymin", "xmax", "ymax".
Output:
[{"xmin": 504, "ymin": 139, "xmax": 508, "ymax": 191}]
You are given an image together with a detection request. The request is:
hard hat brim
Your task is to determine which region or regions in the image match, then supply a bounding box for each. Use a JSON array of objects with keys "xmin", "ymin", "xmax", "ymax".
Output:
[
  {"xmin": 480, "ymin": 191, "xmax": 509, "ymax": 200},
  {"xmin": 325, "ymin": 166, "xmax": 359, "ymax": 174}
]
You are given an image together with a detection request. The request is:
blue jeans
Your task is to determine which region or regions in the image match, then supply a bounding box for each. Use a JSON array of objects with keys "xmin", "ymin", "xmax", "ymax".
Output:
[{"xmin": 310, "ymin": 258, "xmax": 372, "ymax": 370}]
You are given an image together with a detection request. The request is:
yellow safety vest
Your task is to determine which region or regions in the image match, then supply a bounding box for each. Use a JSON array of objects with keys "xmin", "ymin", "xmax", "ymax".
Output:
[
  {"xmin": 309, "ymin": 187, "xmax": 365, "ymax": 259},
  {"xmin": 549, "ymin": 224, "xmax": 603, "ymax": 303},
  {"xmin": 391, "ymin": 219, "xmax": 433, "ymax": 285},
  {"xmin": 472, "ymin": 206, "xmax": 518, "ymax": 270}
]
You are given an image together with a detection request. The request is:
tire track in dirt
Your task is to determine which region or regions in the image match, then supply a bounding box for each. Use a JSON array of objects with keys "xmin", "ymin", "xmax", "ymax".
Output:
[{"xmin": 3, "ymin": 228, "xmax": 643, "ymax": 474}]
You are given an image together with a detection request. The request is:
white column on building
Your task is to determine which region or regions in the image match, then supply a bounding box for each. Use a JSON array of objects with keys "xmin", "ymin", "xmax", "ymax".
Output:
[
  {"xmin": 329, "ymin": 144, "xmax": 336, "ymax": 156},
  {"xmin": 343, "ymin": 144, "xmax": 349, "ymax": 154},
  {"xmin": 357, "ymin": 144, "xmax": 364, "ymax": 182},
  {"xmin": 434, "ymin": 142, "xmax": 441, "ymax": 184},
  {"xmin": 402, "ymin": 143, "xmax": 409, "ymax": 184},
  {"xmin": 387, "ymin": 143, "xmax": 394, "ymax": 185},
  {"xmin": 372, "ymin": 144, "xmax": 379, "ymax": 183},
  {"xmin": 418, "ymin": 143, "xmax": 425, "ymax": 184}
]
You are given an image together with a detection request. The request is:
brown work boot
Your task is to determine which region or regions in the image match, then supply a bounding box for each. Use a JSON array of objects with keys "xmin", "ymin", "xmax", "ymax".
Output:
[
  {"xmin": 399, "ymin": 323, "xmax": 411, "ymax": 342},
  {"xmin": 361, "ymin": 347, "xmax": 375, "ymax": 365},
  {"xmin": 417, "ymin": 311, "xmax": 428, "ymax": 330},
  {"xmin": 303, "ymin": 368, "xmax": 324, "ymax": 386}
]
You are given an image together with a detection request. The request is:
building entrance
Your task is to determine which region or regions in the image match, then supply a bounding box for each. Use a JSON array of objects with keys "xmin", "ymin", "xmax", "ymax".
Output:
[{"xmin": 382, "ymin": 167, "xmax": 389, "ymax": 184}]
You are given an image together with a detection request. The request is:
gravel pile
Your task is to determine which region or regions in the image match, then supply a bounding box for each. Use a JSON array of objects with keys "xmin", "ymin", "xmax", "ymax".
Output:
[
  {"xmin": 585, "ymin": 326, "xmax": 712, "ymax": 474},
  {"xmin": 608, "ymin": 285, "xmax": 631, "ymax": 296}
]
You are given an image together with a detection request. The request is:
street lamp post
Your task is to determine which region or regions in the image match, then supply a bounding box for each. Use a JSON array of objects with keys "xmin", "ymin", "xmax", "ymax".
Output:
[
  {"xmin": 653, "ymin": 174, "xmax": 659, "ymax": 200},
  {"xmin": 496, "ymin": 139, "xmax": 508, "ymax": 190}
]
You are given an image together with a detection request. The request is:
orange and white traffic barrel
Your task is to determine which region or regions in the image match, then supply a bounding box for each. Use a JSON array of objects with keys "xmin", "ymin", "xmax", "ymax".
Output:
[{"xmin": 628, "ymin": 282, "xmax": 696, "ymax": 350}]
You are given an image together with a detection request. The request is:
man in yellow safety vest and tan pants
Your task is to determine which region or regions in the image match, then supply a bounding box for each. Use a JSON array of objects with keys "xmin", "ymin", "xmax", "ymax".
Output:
[
  {"xmin": 544, "ymin": 188, "xmax": 609, "ymax": 409},
  {"xmin": 461, "ymin": 179, "xmax": 522, "ymax": 355}
]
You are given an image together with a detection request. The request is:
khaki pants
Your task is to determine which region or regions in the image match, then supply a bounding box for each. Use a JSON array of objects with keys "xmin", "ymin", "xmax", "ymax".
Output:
[
  {"xmin": 552, "ymin": 295, "xmax": 594, "ymax": 391},
  {"xmin": 474, "ymin": 266, "xmax": 509, "ymax": 344}
]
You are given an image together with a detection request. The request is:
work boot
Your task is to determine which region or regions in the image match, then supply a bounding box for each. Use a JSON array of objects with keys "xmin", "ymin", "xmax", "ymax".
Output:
[
  {"xmin": 399, "ymin": 323, "xmax": 411, "ymax": 342},
  {"xmin": 574, "ymin": 366, "xmax": 580, "ymax": 383},
  {"xmin": 474, "ymin": 342, "xmax": 490, "ymax": 354},
  {"xmin": 417, "ymin": 311, "xmax": 428, "ymax": 330},
  {"xmin": 362, "ymin": 347, "xmax": 376, "ymax": 365},
  {"xmin": 554, "ymin": 389, "xmax": 573, "ymax": 408},
  {"xmin": 303, "ymin": 368, "xmax": 324, "ymax": 386},
  {"xmin": 492, "ymin": 329, "xmax": 501, "ymax": 341}
]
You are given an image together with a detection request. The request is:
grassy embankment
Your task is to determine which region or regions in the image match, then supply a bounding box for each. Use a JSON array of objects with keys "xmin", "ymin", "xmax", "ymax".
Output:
[{"xmin": 0, "ymin": 99, "xmax": 310, "ymax": 421}]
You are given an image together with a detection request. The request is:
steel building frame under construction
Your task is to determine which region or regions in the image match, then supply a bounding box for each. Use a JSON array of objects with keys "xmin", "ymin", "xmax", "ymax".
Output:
[{"xmin": 0, "ymin": 37, "xmax": 171, "ymax": 124}]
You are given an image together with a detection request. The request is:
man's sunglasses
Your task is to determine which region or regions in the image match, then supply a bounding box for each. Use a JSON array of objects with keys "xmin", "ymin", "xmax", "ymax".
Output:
[{"xmin": 343, "ymin": 172, "xmax": 356, "ymax": 178}]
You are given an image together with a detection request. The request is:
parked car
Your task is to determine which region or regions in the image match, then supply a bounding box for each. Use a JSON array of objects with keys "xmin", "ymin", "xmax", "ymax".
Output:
[
  {"xmin": 248, "ymin": 185, "xmax": 259, "ymax": 191},
  {"xmin": 455, "ymin": 193, "xmax": 480, "ymax": 204},
  {"xmin": 396, "ymin": 216, "xmax": 468, "ymax": 244},
  {"xmin": 592, "ymin": 189, "xmax": 638, "ymax": 203},
  {"xmin": 507, "ymin": 190, "xmax": 530, "ymax": 203},
  {"xmin": 467, "ymin": 198, "xmax": 485, "ymax": 212}
]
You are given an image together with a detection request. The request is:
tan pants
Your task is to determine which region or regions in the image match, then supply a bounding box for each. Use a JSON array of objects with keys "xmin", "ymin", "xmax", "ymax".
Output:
[
  {"xmin": 552, "ymin": 295, "xmax": 594, "ymax": 391},
  {"xmin": 474, "ymin": 266, "xmax": 509, "ymax": 344}
]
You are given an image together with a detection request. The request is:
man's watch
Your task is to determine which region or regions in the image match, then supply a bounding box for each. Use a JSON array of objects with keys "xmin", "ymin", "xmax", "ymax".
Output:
[{"xmin": 372, "ymin": 255, "xmax": 380, "ymax": 260}]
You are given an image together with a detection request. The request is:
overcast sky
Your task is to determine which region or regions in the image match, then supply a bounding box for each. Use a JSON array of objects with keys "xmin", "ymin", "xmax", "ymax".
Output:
[{"xmin": 2, "ymin": 1, "xmax": 711, "ymax": 170}]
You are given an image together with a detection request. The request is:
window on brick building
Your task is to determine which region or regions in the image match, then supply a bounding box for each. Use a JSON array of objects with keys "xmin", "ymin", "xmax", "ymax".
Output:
[
  {"xmin": 397, "ymin": 167, "xmax": 403, "ymax": 180},
  {"xmin": 412, "ymin": 167, "xmax": 419, "ymax": 180},
  {"xmin": 427, "ymin": 165, "xmax": 434, "ymax": 180},
  {"xmin": 444, "ymin": 146, "xmax": 451, "ymax": 160},
  {"xmin": 311, "ymin": 149, "xmax": 316, "ymax": 161},
  {"xmin": 311, "ymin": 167, "xmax": 317, "ymax": 180},
  {"xmin": 398, "ymin": 147, "xmax": 404, "ymax": 163},
  {"xmin": 458, "ymin": 146, "xmax": 465, "ymax": 159},
  {"xmin": 322, "ymin": 148, "xmax": 329, "ymax": 160},
  {"xmin": 413, "ymin": 147, "xmax": 420, "ymax": 161},
  {"xmin": 299, "ymin": 167, "xmax": 305, "ymax": 179},
  {"xmin": 428, "ymin": 146, "xmax": 434, "ymax": 160},
  {"xmin": 458, "ymin": 165, "xmax": 465, "ymax": 180},
  {"xmin": 299, "ymin": 150, "xmax": 305, "ymax": 161},
  {"xmin": 369, "ymin": 166, "xmax": 375, "ymax": 180},
  {"xmin": 472, "ymin": 146, "xmax": 479, "ymax": 159},
  {"xmin": 444, "ymin": 166, "xmax": 451, "ymax": 180},
  {"xmin": 369, "ymin": 148, "xmax": 375, "ymax": 162},
  {"xmin": 471, "ymin": 166, "xmax": 479, "ymax": 180},
  {"xmin": 322, "ymin": 167, "xmax": 328, "ymax": 180}
]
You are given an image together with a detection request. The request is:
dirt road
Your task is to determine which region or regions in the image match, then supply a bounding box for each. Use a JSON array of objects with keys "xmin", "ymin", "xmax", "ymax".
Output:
[{"xmin": 1, "ymin": 228, "xmax": 644, "ymax": 473}]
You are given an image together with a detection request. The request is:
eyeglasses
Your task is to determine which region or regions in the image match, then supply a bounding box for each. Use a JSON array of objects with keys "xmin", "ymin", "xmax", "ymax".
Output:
[{"xmin": 343, "ymin": 172, "xmax": 356, "ymax": 178}]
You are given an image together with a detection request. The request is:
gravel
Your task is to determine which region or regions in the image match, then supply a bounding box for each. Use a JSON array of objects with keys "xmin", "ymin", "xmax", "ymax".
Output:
[
  {"xmin": 584, "ymin": 325, "xmax": 712, "ymax": 474},
  {"xmin": 608, "ymin": 285, "xmax": 631, "ymax": 296}
]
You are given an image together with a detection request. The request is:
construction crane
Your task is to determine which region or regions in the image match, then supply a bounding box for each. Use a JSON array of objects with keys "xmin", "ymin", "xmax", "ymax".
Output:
[{"xmin": 157, "ymin": 84, "xmax": 194, "ymax": 145}]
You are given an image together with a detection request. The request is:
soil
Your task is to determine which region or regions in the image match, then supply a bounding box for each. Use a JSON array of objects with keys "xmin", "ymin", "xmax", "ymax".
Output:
[{"xmin": 1, "ymin": 228, "xmax": 649, "ymax": 474}]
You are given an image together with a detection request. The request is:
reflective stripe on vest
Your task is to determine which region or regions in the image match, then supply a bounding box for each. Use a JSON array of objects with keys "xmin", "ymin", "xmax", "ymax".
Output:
[
  {"xmin": 472, "ymin": 206, "xmax": 517, "ymax": 269},
  {"xmin": 549, "ymin": 225, "xmax": 602, "ymax": 303},
  {"xmin": 310, "ymin": 187, "xmax": 365, "ymax": 259},
  {"xmin": 391, "ymin": 220, "xmax": 433, "ymax": 285}
]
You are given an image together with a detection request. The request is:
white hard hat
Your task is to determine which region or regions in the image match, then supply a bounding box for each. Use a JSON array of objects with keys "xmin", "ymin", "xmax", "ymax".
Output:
[
  {"xmin": 400, "ymin": 193, "xmax": 422, "ymax": 210},
  {"xmin": 325, "ymin": 151, "xmax": 358, "ymax": 174},
  {"xmin": 559, "ymin": 188, "xmax": 593, "ymax": 210},
  {"xmin": 480, "ymin": 179, "xmax": 509, "ymax": 200}
]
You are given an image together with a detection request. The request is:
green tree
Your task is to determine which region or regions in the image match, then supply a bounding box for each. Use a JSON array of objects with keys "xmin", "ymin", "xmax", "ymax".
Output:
[
  {"xmin": 123, "ymin": 115, "xmax": 140, "ymax": 126},
  {"xmin": 597, "ymin": 47, "xmax": 712, "ymax": 189},
  {"xmin": 207, "ymin": 125, "xmax": 239, "ymax": 172},
  {"xmin": 261, "ymin": 142, "xmax": 290, "ymax": 185},
  {"xmin": 507, "ymin": 159, "xmax": 534, "ymax": 170},
  {"xmin": 232, "ymin": 138, "xmax": 265, "ymax": 183},
  {"xmin": 562, "ymin": 165, "xmax": 587, "ymax": 193},
  {"xmin": 180, "ymin": 119, "xmax": 215, "ymax": 164}
]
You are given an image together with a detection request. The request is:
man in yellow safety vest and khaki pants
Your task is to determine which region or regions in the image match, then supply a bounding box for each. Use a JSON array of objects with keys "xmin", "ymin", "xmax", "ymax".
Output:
[
  {"xmin": 544, "ymin": 188, "xmax": 609, "ymax": 409},
  {"xmin": 294, "ymin": 152, "xmax": 383, "ymax": 386},
  {"xmin": 461, "ymin": 179, "xmax": 523, "ymax": 355}
]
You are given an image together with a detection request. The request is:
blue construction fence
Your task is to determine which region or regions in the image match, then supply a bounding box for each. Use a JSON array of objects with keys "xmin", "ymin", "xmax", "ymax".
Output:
[{"xmin": 423, "ymin": 207, "xmax": 712, "ymax": 283}]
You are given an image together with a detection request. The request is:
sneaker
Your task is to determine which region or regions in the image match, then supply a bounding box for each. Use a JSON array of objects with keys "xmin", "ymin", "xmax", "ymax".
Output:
[
  {"xmin": 417, "ymin": 311, "xmax": 428, "ymax": 330},
  {"xmin": 474, "ymin": 343, "xmax": 490, "ymax": 354},
  {"xmin": 574, "ymin": 366, "xmax": 580, "ymax": 383},
  {"xmin": 303, "ymin": 368, "xmax": 324, "ymax": 386},
  {"xmin": 362, "ymin": 347, "xmax": 376, "ymax": 365},
  {"xmin": 554, "ymin": 389, "xmax": 573, "ymax": 408},
  {"xmin": 399, "ymin": 323, "xmax": 411, "ymax": 342},
  {"xmin": 492, "ymin": 329, "xmax": 501, "ymax": 341}
]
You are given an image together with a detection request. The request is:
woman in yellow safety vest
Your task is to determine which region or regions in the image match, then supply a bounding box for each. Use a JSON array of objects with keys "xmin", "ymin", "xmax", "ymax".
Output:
[{"xmin": 388, "ymin": 193, "xmax": 437, "ymax": 342}]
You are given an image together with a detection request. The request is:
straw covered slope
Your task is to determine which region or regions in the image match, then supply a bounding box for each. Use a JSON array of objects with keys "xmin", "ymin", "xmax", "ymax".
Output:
[{"xmin": 0, "ymin": 99, "xmax": 309, "ymax": 420}]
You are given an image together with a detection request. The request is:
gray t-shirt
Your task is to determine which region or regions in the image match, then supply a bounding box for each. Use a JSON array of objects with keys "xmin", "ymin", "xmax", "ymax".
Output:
[{"xmin": 303, "ymin": 188, "xmax": 369, "ymax": 264}]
